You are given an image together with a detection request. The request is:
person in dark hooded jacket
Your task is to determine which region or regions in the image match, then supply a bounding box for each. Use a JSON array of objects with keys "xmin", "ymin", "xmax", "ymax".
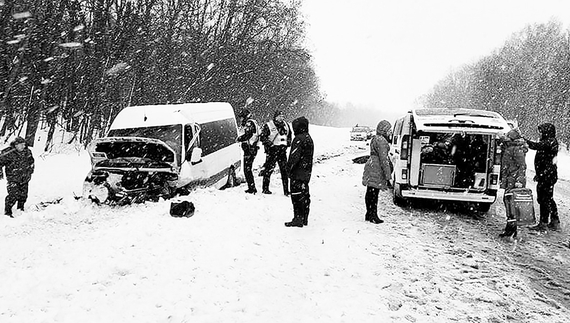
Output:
[
  {"xmin": 524, "ymin": 122, "xmax": 559, "ymax": 231},
  {"xmin": 284, "ymin": 116, "xmax": 314, "ymax": 227},
  {"xmin": 362, "ymin": 120, "xmax": 392, "ymax": 224},
  {"xmin": 499, "ymin": 129, "xmax": 528, "ymax": 238},
  {"xmin": 0, "ymin": 137, "xmax": 35, "ymax": 217},
  {"xmin": 259, "ymin": 110, "xmax": 292, "ymax": 195}
]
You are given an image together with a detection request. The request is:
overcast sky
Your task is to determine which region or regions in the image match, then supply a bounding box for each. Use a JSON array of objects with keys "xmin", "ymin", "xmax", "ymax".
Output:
[{"xmin": 301, "ymin": 0, "xmax": 570, "ymax": 116}]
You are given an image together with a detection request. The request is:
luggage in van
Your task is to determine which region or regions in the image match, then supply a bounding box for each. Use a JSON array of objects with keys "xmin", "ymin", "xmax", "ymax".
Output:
[{"xmin": 504, "ymin": 188, "xmax": 536, "ymax": 226}]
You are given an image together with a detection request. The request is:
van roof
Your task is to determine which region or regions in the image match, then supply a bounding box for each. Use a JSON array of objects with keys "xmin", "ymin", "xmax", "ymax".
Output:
[
  {"xmin": 411, "ymin": 108, "xmax": 510, "ymax": 133},
  {"xmin": 110, "ymin": 102, "xmax": 235, "ymax": 129}
]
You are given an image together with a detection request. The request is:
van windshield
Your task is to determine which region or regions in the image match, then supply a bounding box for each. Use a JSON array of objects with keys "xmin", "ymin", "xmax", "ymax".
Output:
[{"xmin": 108, "ymin": 125, "xmax": 182, "ymax": 159}]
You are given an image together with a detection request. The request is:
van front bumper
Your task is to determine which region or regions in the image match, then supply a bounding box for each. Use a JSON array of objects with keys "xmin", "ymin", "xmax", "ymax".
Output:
[{"xmin": 401, "ymin": 189, "xmax": 496, "ymax": 203}]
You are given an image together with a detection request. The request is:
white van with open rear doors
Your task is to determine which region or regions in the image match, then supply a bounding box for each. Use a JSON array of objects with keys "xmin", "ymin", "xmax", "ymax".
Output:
[
  {"xmin": 83, "ymin": 102, "xmax": 241, "ymax": 205},
  {"xmin": 390, "ymin": 108, "xmax": 510, "ymax": 212}
]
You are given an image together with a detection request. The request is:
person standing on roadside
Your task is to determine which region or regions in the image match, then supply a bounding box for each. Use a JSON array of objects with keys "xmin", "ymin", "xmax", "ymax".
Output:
[
  {"xmin": 362, "ymin": 120, "xmax": 392, "ymax": 224},
  {"xmin": 236, "ymin": 108, "xmax": 260, "ymax": 194},
  {"xmin": 284, "ymin": 116, "xmax": 314, "ymax": 228},
  {"xmin": 525, "ymin": 122, "xmax": 559, "ymax": 232},
  {"xmin": 259, "ymin": 110, "xmax": 292, "ymax": 195},
  {"xmin": 0, "ymin": 137, "xmax": 35, "ymax": 218},
  {"xmin": 499, "ymin": 129, "xmax": 528, "ymax": 238}
]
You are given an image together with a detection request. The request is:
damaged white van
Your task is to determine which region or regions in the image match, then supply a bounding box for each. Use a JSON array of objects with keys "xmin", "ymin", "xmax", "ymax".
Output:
[
  {"xmin": 83, "ymin": 102, "xmax": 241, "ymax": 205},
  {"xmin": 390, "ymin": 108, "xmax": 511, "ymax": 212}
]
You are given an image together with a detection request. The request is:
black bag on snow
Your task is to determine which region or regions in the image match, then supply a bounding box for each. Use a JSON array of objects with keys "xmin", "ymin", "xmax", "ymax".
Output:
[{"xmin": 170, "ymin": 200, "xmax": 195, "ymax": 218}]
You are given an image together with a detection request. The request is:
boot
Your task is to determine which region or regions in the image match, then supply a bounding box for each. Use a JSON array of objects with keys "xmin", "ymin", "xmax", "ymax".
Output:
[
  {"xmin": 287, "ymin": 193, "xmax": 304, "ymax": 227},
  {"xmin": 17, "ymin": 201, "xmax": 24, "ymax": 211},
  {"xmin": 285, "ymin": 220, "xmax": 303, "ymax": 227},
  {"xmin": 547, "ymin": 222, "xmax": 561, "ymax": 231},
  {"xmin": 5, "ymin": 205, "xmax": 13, "ymax": 218},
  {"xmin": 262, "ymin": 177, "xmax": 272, "ymax": 194},
  {"xmin": 302, "ymin": 207, "xmax": 309, "ymax": 226},
  {"xmin": 282, "ymin": 179, "xmax": 290, "ymax": 196},
  {"xmin": 369, "ymin": 215, "xmax": 384, "ymax": 224},
  {"xmin": 529, "ymin": 222, "xmax": 548, "ymax": 232},
  {"xmin": 499, "ymin": 222, "xmax": 517, "ymax": 238},
  {"xmin": 244, "ymin": 188, "xmax": 257, "ymax": 194}
]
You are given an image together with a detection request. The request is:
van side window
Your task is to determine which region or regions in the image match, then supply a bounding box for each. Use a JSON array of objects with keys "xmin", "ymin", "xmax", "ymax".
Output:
[
  {"xmin": 184, "ymin": 124, "xmax": 193, "ymax": 151},
  {"xmin": 199, "ymin": 118, "xmax": 238, "ymax": 156}
]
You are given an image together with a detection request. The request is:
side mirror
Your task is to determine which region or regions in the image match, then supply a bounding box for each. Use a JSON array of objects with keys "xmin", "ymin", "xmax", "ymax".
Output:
[{"xmin": 190, "ymin": 147, "xmax": 203, "ymax": 165}]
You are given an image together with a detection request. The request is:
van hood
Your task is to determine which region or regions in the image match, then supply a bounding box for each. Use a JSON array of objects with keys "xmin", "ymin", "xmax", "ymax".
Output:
[{"xmin": 88, "ymin": 137, "xmax": 178, "ymax": 172}]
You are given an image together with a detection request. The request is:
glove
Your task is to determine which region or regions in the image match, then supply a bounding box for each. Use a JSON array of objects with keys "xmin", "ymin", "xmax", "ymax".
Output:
[
  {"xmin": 515, "ymin": 182, "xmax": 523, "ymax": 188},
  {"xmin": 533, "ymin": 175, "xmax": 539, "ymax": 182}
]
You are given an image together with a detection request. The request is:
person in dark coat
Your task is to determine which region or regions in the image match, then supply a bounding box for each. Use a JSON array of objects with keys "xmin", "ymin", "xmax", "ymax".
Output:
[
  {"xmin": 362, "ymin": 120, "xmax": 392, "ymax": 224},
  {"xmin": 236, "ymin": 108, "xmax": 260, "ymax": 194},
  {"xmin": 525, "ymin": 122, "xmax": 559, "ymax": 231},
  {"xmin": 259, "ymin": 110, "xmax": 292, "ymax": 195},
  {"xmin": 0, "ymin": 137, "xmax": 35, "ymax": 217},
  {"xmin": 285, "ymin": 116, "xmax": 314, "ymax": 227},
  {"xmin": 499, "ymin": 129, "xmax": 528, "ymax": 238}
]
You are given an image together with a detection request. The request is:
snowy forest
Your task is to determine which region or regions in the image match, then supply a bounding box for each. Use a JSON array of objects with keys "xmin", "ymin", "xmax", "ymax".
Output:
[
  {"xmin": 0, "ymin": 0, "xmax": 323, "ymax": 150},
  {"xmin": 2, "ymin": 1, "xmax": 570, "ymax": 151},
  {"xmin": 422, "ymin": 20, "xmax": 570, "ymax": 146}
]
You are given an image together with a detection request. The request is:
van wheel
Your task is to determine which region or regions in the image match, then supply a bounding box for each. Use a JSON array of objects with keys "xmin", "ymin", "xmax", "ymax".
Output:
[
  {"xmin": 476, "ymin": 202, "xmax": 492, "ymax": 213},
  {"xmin": 393, "ymin": 182, "xmax": 407, "ymax": 206},
  {"xmin": 226, "ymin": 167, "xmax": 237, "ymax": 188}
]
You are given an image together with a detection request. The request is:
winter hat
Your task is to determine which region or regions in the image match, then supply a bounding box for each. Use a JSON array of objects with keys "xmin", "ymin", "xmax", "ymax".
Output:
[
  {"xmin": 292, "ymin": 116, "xmax": 309, "ymax": 135},
  {"xmin": 538, "ymin": 123, "xmax": 556, "ymax": 138},
  {"xmin": 239, "ymin": 108, "xmax": 251, "ymax": 119},
  {"xmin": 11, "ymin": 136, "xmax": 26, "ymax": 146},
  {"xmin": 506, "ymin": 129, "xmax": 521, "ymax": 140}
]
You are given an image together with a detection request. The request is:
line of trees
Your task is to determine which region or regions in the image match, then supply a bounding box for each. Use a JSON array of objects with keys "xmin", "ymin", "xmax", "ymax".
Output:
[
  {"xmin": 421, "ymin": 20, "xmax": 570, "ymax": 145},
  {"xmin": 1, "ymin": 0, "xmax": 324, "ymax": 150}
]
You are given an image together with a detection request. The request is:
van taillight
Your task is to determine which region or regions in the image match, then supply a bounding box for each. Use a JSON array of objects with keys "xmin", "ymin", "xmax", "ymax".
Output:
[
  {"xmin": 402, "ymin": 169, "xmax": 408, "ymax": 180},
  {"xmin": 494, "ymin": 145, "xmax": 502, "ymax": 164},
  {"xmin": 490, "ymin": 174, "xmax": 499, "ymax": 185},
  {"xmin": 401, "ymin": 135, "xmax": 409, "ymax": 160}
]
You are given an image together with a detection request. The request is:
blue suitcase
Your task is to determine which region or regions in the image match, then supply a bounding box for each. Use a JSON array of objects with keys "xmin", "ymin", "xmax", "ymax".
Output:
[{"xmin": 504, "ymin": 188, "xmax": 536, "ymax": 226}]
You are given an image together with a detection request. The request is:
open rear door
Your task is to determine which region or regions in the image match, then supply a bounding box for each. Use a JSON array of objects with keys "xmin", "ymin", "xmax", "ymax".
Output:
[{"xmin": 409, "ymin": 139, "xmax": 422, "ymax": 186}]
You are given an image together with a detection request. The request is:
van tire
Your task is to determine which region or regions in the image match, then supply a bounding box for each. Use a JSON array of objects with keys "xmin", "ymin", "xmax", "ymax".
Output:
[
  {"xmin": 476, "ymin": 202, "xmax": 492, "ymax": 213},
  {"xmin": 226, "ymin": 166, "xmax": 237, "ymax": 188},
  {"xmin": 392, "ymin": 182, "xmax": 407, "ymax": 206}
]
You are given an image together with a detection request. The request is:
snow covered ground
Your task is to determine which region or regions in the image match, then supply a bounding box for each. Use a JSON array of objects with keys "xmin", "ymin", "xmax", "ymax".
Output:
[{"xmin": 1, "ymin": 125, "xmax": 570, "ymax": 322}]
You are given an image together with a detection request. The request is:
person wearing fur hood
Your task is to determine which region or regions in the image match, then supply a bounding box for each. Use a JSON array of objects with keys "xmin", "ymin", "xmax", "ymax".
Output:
[
  {"xmin": 499, "ymin": 129, "xmax": 528, "ymax": 238},
  {"xmin": 362, "ymin": 120, "xmax": 392, "ymax": 224},
  {"xmin": 0, "ymin": 137, "xmax": 35, "ymax": 218}
]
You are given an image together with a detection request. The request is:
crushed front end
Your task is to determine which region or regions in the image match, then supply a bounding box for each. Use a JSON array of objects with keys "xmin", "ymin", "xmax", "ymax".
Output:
[{"xmin": 83, "ymin": 137, "xmax": 179, "ymax": 205}]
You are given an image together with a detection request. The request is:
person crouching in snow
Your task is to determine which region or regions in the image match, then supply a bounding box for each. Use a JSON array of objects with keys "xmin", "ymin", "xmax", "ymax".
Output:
[
  {"xmin": 0, "ymin": 137, "xmax": 35, "ymax": 218},
  {"xmin": 362, "ymin": 120, "xmax": 392, "ymax": 224},
  {"xmin": 284, "ymin": 116, "xmax": 314, "ymax": 227},
  {"xmin": 499, "ymin": 129, "xmax": 528, "ymax": 238}
]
